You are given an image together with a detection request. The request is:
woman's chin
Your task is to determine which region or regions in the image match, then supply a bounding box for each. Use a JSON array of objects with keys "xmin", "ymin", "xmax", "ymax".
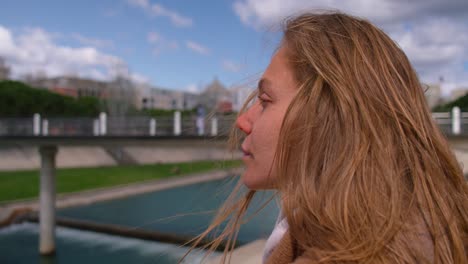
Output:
[{"xmin": 241, "ymin": 172, "xmax": 273, "ymax": 190}]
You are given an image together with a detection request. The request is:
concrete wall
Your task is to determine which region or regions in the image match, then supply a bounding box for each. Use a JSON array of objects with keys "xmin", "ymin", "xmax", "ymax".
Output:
[
  {"xmin": 0, "ymin": 146, "xmax": 241, "ymax": 171},
  {"xmin": 3, "ymin": 142, "xmax": 466, "ymax": 174},
  {"xmin": 125, "ymin": 146, "xmax": 239, "ymax": 164},
  {"xmin": 0, "ymin": 147, "xmax": 116, "ymax": 171}
]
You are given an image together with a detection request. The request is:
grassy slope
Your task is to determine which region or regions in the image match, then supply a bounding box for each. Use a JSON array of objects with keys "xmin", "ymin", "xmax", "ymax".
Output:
[{"xmin": 0, "ymin": 160, "xmax": 242, "ymax": 202}]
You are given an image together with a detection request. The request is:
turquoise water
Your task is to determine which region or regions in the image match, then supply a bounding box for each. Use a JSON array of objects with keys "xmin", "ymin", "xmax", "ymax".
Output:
[
  {"xmin": 0, "ymin": 222, "xmax": 209, "ymax": 264},
  {"xmin": 0, "ymin": 177, "xmax": 279, "ymax": 263},
  {"xmin": 58, "ymin": 178, "xmax": 279, "ymax": 245}
]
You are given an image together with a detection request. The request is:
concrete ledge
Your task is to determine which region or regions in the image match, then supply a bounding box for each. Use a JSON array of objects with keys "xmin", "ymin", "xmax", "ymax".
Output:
[{"xmin": 23, "ymin": 214, "xmax": 232, "ymax": 251}]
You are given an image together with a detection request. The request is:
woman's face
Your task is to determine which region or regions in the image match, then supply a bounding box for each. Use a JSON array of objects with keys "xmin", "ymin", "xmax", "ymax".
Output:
[{"xmin": 236, "ymin": 47, "xmax": 299, "ymax": 189}]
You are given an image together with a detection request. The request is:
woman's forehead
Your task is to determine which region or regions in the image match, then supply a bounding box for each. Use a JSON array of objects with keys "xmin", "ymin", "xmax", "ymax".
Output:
[{"xmin": 260, "ymin": 47, "xmax": 298, "ymax": 94}]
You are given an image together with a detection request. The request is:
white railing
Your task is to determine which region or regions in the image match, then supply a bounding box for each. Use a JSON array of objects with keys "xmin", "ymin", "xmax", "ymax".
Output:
[
  {"xmin": 2, "ymin": 108, "xmax": 466, "ymax": 137},
  {"xmin": 0, "ymin": 112, "xmax": 236, "ymax": 137}
]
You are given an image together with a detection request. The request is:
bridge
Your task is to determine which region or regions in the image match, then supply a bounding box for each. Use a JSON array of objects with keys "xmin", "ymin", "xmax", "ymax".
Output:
[{"xmin": 1, "ymin": 109, "xmax": 468, "ymax": 255}]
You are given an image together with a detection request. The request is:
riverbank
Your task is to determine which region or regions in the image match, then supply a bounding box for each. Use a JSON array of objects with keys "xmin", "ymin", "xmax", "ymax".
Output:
[
  {"xmin": 0, "ymin": 167, "xmax": 242, "ymax": 227},
  {"xmin": 0, "ymin": 160, "xmax": 241, "ymax": 202}
]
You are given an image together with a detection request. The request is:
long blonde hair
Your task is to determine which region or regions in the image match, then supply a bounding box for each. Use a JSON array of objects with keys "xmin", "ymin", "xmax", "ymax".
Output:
[{"xmin": 184, "ymin": 12, "xmax": 468, "ymax": 263}]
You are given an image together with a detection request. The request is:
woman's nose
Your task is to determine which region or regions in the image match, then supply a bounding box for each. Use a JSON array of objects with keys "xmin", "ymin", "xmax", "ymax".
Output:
[{"xmin": 236, "ymin": 109, "xmax": 253, "ymax": 134}]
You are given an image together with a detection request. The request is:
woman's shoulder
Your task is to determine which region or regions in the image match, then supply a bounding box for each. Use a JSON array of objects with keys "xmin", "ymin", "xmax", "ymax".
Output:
[
  {"xmin": 265, "ymin": 230, "xmax": 302, "ymax": 264},
  {"xmin": 265, "ymin": 218, "xmax": 435, "ymax": 264}
]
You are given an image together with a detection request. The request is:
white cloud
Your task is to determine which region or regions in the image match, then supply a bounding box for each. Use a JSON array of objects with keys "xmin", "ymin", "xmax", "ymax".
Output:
[
  {"xmin": 222, "ymin": 60, "xmax": 244, "ymax": 73},
  {"xmin": 0, "ymin": 25, "xmax": 147, "ymax": 83},
  {"xmin": 151, "ymin": 4, "xmax": 193, "ymax": 27},
  {"xmin": 72, "ymin": 33, "xmax": 114, "ymax": 49},
  {"xmin": 147, "ymin": 31, "xmax": 160, "ymax": 44},
  {"xmin": 186, "ymin": 40, "xmax": 210, "ymax": 55},
  {"xmin": 233, "ymin": 0, "xmax": 468, "ymax": 29},
  {"xmin": 185, "ymin": 83, "xmax": 199, "ymax": 93},
  {"xmin": 127, "ymin": 0, "xmax": 193, "ymax": 27},
  {"xmin": 130, "ymin": 72, "xmax": 150, "ymax": 84},
  {"xmin": 128, "ymin": 0, "xmax": 150, "ymax": 8},
  {"xmin": 103, "ymin": 8, "xmax": 120, "ymax": 18},
  {"xmin": 0, "ymin": 26, "xmax": 16, "ymax": 55},
  {"xmin": 391, "ymin": 18, "xmax": 467, "ymax": 69},
  {"xmin": 147, "ymin": 31, "xmax": 179, "ymax": 55},
  {"xmin": 232, "ymin": 0, "xmax": 468, "ymax": 90}
]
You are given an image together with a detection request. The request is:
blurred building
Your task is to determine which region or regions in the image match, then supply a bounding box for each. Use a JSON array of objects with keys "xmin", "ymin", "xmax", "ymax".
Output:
[
  {"xmin": 423, "ymin": 83, "xmax": 441, "ymax": 109},
  {"xmin": 217, "ymin": 99, "xmax": 233, "ymax": 113},
  {"xmin": 170, "ymin": 91, "xmax": 199, "ymax": 110},
  {"xmin": 135, "ymin": 84, "xmax": 174, "ymax": 110},
  {"xmin": 183, "ymin": 92, "xmax": 199, "ymax": 110},
  {"xmin": 231, "ymin": 85, "xmax": 254, "ymax": 112},
  {"xmin": 49, "ymin": 87, "xmax": 78, "ymax": 97},
  {"xmin": 450, "ymin": 87, "xmax": 468, "ymax": 101},
  {"xmin": 198, "ymin": 77, "xmax": 232, "ymax": 112},
  {"xmin": 135, "ymin": 84, "xmax": 199, "ymax": 111},
  {"xmin": 25, "ymin": 76, "xmax": 110, "ymax": 99},
  {"xmin": 20, "ymin": 74, "xmax": 238, "ymax": 112}
]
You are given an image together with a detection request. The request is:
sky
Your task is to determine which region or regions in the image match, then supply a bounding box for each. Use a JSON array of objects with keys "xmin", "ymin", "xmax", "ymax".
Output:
[{"xmin": 0, "ymin": 0, "xmax": 467, "ymax": 95}]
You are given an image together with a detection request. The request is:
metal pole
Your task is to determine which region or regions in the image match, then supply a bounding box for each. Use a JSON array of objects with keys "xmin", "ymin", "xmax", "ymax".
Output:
[
  {"xmin": 93, "ymin": 119, "xmax": 100, "ymax": 136},
  {"xmin": 150, "ymin": 118, "xmax": 156, "ymax": 136},
  {"xmin": 39, "ymin": 145, "xmax": 58, "ymax": 256},
  {"xmin": 99, "ymin": 112, "xmax": 107, "ymax": 136},
  {"xmin": 452, "ymin": 107, "xmax": 461, "ymax": 135},
  {"xmin": 33, "ymin": 113, "xmax": 41, "ymax": 136},
  {"xmin": 42, "ymin": 119, "xmax": 49, "ymax": 136},
  {"xmin": 174, "ymin": 111, "xmax": 181, "ymax": 136},
  {"xmin": 197, "ymin": 117, "xmax": 204, "ymax": 136},
  {"xmin": 211, "ymin": 117, "xmax": 218, "ymax": 136}
]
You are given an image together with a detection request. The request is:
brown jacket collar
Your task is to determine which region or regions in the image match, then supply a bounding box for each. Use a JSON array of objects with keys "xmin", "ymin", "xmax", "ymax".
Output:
[
  {"xmin": 265, "ymin": 230, "xmax": 310, "ymax": 264},
  {"xmin": 264, "ymin": 227, "xmax": 435, "ymax": 263}
]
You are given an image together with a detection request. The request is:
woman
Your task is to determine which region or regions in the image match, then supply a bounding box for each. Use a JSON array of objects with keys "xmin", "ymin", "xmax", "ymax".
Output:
[{"xmin": 185, "ymin": 11, "xmax": 468, "ymax": 263}]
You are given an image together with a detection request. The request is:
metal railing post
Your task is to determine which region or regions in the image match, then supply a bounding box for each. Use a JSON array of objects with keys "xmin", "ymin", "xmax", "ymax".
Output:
[
  {"xmin": 42, "ymin": 119, "xmax": 49, "ymax": 136},
  {"xmin": 33, "ymin": 113, "xmax": 41, "ymax": 136},
  {"xmin": 150, "ymin": 118, "xmax": 156, "ymax": 136},
  {"xmin": 99, "ymin": 112, "xmax": 107, "ymax": 136},
  {"xmin": 174, "ymin": 111, "xmax": 181, "ymax": 136},
  {"xmin": 211, "ymin": 117, "xmax": 218, "ymax": 136},
  {"xmin": 93, "ymin": 119, "xmax": 100, "ymax": 136},
  {"xmin": 452, "ymin": 107, "xmax": 461, "ymax": 135}
]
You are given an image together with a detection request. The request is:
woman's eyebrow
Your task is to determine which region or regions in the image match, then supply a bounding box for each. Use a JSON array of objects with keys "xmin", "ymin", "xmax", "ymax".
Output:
[{"xmin": 257, "ymin": 78, "xmax": 273, "ymax": 95}]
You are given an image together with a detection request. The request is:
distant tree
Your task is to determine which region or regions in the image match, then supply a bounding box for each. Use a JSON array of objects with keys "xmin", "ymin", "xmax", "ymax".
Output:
[
  {"xmin": 76, "ymin": 96, "xmax": 101, "ymax": 116},
  {"xmin": 141, "ymin": 108, "xmax": 196, "ymax": 117},
  {"xmin": 433, "ymin": 94, "xmax": 468, "ymax": 112},
  {"xmin": 0, "ymin": 80, "xmax": 101, "ymax": 117}
]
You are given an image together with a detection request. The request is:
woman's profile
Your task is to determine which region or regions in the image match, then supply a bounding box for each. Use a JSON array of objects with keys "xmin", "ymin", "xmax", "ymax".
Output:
[{"xmin": 185, "ymin": 11, "xmax": 468, "ymax": 263}]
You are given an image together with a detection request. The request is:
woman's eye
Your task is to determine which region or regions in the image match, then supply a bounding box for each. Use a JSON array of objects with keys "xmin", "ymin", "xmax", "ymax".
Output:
[{"xmin": 257, "ymin": 95, "xmax": 269, "ymax": 108}]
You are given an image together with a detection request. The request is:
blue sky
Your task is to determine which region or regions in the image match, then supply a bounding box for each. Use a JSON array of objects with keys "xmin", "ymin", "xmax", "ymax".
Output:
[
  {"xmin": 0, "ymin": 0, "xmax": 278, "ymax": 91},
  {"xmin": 0, "ymin": 0, "xmax": 467, "ymax": 94}
]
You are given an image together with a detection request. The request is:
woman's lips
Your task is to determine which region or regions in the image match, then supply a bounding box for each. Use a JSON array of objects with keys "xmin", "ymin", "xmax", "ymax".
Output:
[{"xmin": 241, "ymin": 146, "xmax": 253, "ymax": 158}]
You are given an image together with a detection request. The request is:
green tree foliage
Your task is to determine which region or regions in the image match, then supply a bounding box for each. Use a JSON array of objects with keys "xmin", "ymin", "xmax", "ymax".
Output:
[
  {"xmin": 141, "ymin": 108, "xmax": 197, "ymax": 117},
  {"xmin": 433, "ymin": 94, "xmax": 468, "ymax": 112},
  {"xmin": 0, "ymin": 80, "xmax": 101, "ymax": 117}
]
